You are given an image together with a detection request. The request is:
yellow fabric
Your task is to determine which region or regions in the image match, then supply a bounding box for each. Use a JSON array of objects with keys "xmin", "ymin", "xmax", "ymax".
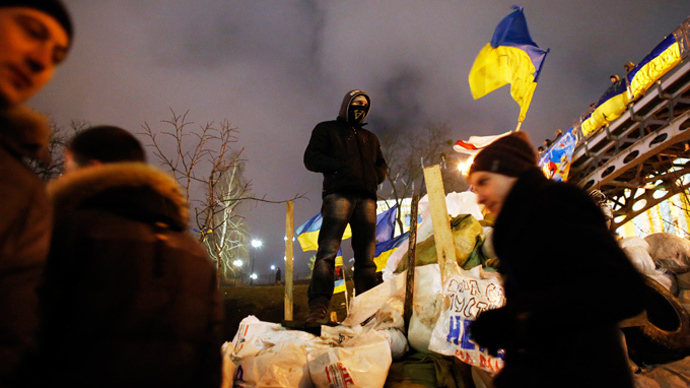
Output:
[{"xmin": 468, "ymin": 43, "xmax": 538, "ymax": 122}]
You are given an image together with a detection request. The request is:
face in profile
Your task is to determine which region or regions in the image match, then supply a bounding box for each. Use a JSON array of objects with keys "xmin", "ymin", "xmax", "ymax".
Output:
[
  {"xmin": 0, "ymin": 7, "xmax": 69, "ymax": 107},
  {"xmin": 469, "ymin": 171, "xmax": 518, "ymax": 217}
]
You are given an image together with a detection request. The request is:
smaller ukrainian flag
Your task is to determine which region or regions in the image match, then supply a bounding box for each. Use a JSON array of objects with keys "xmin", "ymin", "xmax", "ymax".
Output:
[
  {"xmin": 296, "ymin": 212, "xmax": 352, "ymax": 252},
  {"xmin": 373, "ymin": 232, "xmax": 409, "ymax": 272}
]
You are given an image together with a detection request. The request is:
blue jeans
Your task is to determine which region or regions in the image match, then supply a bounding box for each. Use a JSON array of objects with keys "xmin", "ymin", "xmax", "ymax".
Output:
[{"xmin": 308, "ymin": 193, "xmax": 379, "ymax": 308}]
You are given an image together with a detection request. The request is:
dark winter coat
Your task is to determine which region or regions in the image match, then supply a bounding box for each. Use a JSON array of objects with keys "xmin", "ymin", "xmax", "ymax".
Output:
[
  {"xmin": 0, "ymin": 107, "xmax": 52, "ymax": 386},
  {"xmin": 486, "ymin": 168, "xmax": 645, "ymax": 388},
  {"xmin": 304, "ymin": 91, "xmax": 387, "ymax": 199},
  {"xmin": 38, "ymin": 163, "xmax": 224, "ymax": 388}
]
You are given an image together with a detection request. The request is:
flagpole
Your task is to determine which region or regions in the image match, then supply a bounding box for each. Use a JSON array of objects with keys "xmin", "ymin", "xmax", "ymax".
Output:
[{"xmin": 514, "ymin": 121, "xmax": 523, "ymax": 132}]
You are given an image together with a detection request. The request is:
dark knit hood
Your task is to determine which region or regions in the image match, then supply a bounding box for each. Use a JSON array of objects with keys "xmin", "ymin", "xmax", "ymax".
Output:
[{"xmin": 48, "ymin": 163, "xmax": 190, "ymax": 230}]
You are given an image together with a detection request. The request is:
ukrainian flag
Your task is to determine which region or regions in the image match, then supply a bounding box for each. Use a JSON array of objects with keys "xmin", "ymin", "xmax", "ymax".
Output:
[
  {"xmin": 581, "ymin": 80, "xmax": 630, "ymax": 137},
  {"xmin": 376, "ymin": 204, "xmax": 398, "ymax": 243},
  {"xmin": 296, "ymin": 212, "xmax": 352, "ymax": 252},
  {"xmin": 628, "ymin": 33, "xmax": 682, "ymax": 100},
  {"xmin": 373, "ymin": 232, "xmax": 409, "ymax": 272},
  {"xmin": 468, "ymin": 6, "xmax": 549, "ymax": 123}
]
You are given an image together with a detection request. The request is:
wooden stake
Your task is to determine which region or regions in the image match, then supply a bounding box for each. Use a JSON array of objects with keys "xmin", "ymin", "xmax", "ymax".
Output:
[
  {"xmin": 403, "ymin": 195, "xmax": 419, "ymax": 333},
  {"xmin": 284, "ymin": 201, "xmax": 294, "ymax": 321},
  {"xmin": 422, "ymin": 164, "xmax": 457, "ymax": 282}
]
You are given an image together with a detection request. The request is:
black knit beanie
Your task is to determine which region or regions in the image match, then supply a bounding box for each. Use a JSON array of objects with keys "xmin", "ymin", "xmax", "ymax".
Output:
[
  {"xmin": 469, "ymin": 131, "xmax": 538, "ymax": 177},
  {"xmin": 0, "ymin": 0, "xmax": 73, "ymax": 42}
]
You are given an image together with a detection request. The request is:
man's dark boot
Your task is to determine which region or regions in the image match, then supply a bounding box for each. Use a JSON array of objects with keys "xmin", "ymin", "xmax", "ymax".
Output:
[{"xmin": 305, "ymin": 304, "xmax": 329, "ymax": 327}]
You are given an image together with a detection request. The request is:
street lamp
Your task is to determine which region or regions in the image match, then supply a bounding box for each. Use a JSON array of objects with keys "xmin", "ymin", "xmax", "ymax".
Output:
[{"xmin": 250, "ymin": 238, "xmax": 262, "ymax": 285}]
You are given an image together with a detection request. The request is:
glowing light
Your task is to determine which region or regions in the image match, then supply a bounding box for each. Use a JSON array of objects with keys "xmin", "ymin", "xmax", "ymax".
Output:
[
  {"xmin": 233, "ymin": 259, "xmax": 243, "ymax": 267},
  {"xmin": 457, "ymin": 157, "xmax": 474, "ymax": 176}
]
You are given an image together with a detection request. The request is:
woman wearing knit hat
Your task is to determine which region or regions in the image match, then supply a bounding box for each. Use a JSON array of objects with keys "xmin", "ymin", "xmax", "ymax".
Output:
[{"xmin": 467, "ymin": 131, "xmax": 646, "ymax": 387}]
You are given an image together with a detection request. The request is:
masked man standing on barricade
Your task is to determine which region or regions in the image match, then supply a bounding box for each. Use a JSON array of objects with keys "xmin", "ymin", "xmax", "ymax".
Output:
[{"xmin": 303, "ymin": 89, "xmax": 388, "ymax": 326}]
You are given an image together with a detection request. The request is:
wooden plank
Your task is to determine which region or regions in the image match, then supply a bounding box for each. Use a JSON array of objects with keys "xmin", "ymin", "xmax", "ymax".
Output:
[
  {"xmin": 423, "ymin": 164, "xmax": 457, "ymax": 282},
  {"xmin": 284, "ymin": 201, "xmax": 294, "ymax": 321}
]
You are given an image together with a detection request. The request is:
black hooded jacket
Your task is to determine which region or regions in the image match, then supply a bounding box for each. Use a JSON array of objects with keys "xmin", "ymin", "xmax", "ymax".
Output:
[
  {"xmin": 304, "ymin": 90, "xmax": 388, "ymax": 199},
  {"xmin": 489, "ymin": 167, "xmax": 645, "ymax": 387}
]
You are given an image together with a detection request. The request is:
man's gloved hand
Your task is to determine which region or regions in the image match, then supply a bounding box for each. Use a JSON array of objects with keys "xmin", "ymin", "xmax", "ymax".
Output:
[{"xmin": 468, "ymin": 307, "xmax": 517, "ymax": 356}]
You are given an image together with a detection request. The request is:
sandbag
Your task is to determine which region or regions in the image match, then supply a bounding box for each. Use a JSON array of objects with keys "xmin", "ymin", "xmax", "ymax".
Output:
[
  {"xmin": 394, "ymin": 214, "xmax": 485, "ymax": 273},
  {"xmin": 407, "ymin": 265, "xmax": 444, "ymax": 353},
  {"xmin": 308, "ymin": 330, "xmax": 392, "ymax": 388},
  {"xmin": 645, "ymin": 233, "xmax": 690, "ymax": 274},
  {"xmin": 619, "ymin": 236, "xmax": 649, "ymax": 250},
  {"xmin": 622, "ymin": 245, "xmax": 656, "ymax": 274}
]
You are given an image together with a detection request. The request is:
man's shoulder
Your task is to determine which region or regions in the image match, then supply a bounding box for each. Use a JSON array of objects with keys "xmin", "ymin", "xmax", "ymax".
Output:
[
  {"xmin": 0, "ymin": 145, "xmax": 43, "ymax": 194},
  {"xmin": 314, "ymin": 119, "xmax": 342, "ymax": 129}
]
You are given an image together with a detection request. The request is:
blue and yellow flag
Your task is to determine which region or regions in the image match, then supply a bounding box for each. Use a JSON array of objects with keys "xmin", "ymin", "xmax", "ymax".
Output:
[
  {"xmin": 628, "ymin": 33, "xmax": 682, "ymax": 101},
  {"xmin": 296, "ymin": 213, "xmax": 352, "ymax": 252},
  {"xmin": 375, "ymin": 204, "xmax": 398, "ymax": 243},
  {"xmin": 334, "ymin": 251, "xmax": 346, "ymax": 294},
  {"xmin": 581, "ymin": 79, "xmax": 631, "ymax": 137},
  {"xmin": 374, "ymin": 232, "xmax": 409, "ymax": 272},
  {"xmin": 468, "ymin": 6, "xmax": 549, "ymax": 123},
  {"xmin": 581, "ymin": 32, "xmax": 681, "ymax": 138}
]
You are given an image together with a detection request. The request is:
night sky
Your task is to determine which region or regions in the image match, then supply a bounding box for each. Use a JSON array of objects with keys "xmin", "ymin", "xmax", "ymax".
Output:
[{"xmin": 29, "ymin": 1, "xmax": 690, "ymax": 278}]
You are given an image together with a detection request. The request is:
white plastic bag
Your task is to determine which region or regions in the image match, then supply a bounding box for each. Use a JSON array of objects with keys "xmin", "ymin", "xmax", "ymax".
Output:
[
  {"xmin": 221, "ymin": 342, "xmax": 236, "ymax": 388},
  {"xmin": 307, "ymin": 330, "xmax": 392, "ymax": 388},
  {"xmin": 231, "ymin": 316, "xmax": 321, "ymax": 387},
  {"xmin": 234, "ymin": 340, "xmax": 315, "ymax": 388}
]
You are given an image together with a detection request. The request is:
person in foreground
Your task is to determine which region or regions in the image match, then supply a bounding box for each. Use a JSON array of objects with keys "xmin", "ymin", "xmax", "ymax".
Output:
[
  {"xmin": 467, "ymin": 131, "xmax": 646, "ymax": 388},
  {"xmin": 0, "ymin": 1, "xmax": 72, "ymax": 385},
  {"xmin": 303, "ymin": 89, "xmax": 388, "ymax": 325},
  {"xmin": 36, "ymin": 126, "xmax": 224, "ymax": 388}
]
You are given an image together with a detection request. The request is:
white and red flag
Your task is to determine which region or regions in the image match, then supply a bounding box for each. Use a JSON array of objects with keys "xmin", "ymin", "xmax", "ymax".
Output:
[{"xmin": 453, "ymin": 132, "xmax": 511, "ymax": 155}]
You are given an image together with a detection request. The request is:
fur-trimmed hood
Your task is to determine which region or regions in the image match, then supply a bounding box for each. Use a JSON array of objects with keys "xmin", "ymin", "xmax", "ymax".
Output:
[{"xmin": 48, "ymin": 163, "xmax": 190, "ymax": 230}]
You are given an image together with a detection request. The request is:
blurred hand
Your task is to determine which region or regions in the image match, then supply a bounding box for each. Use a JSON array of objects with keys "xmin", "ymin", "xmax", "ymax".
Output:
[{"xmin": 469, "ymin": 307, "xmax": 516, "ymax": 356}]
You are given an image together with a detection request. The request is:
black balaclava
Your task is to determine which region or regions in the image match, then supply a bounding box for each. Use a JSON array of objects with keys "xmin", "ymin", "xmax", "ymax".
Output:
[{"xmin": 338, "ymin": 89, "xmax": 370, "ymax": 125}]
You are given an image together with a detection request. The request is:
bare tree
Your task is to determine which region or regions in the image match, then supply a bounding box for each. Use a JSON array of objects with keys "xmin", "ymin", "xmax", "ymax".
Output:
[
  {"xmin": 141, "ymin": 109, "xmax": 306, "ymax": 287},
  {"xmin": 379, "ymin": 122, "xmax": 467, "ymax": 231},
  {"xmin": 140, "ymin": 110, "xmax": 252, "ymax": 287},
  {"xmin": 30, "ymin": 120, "xmax": 88, "ymax": 181}
]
